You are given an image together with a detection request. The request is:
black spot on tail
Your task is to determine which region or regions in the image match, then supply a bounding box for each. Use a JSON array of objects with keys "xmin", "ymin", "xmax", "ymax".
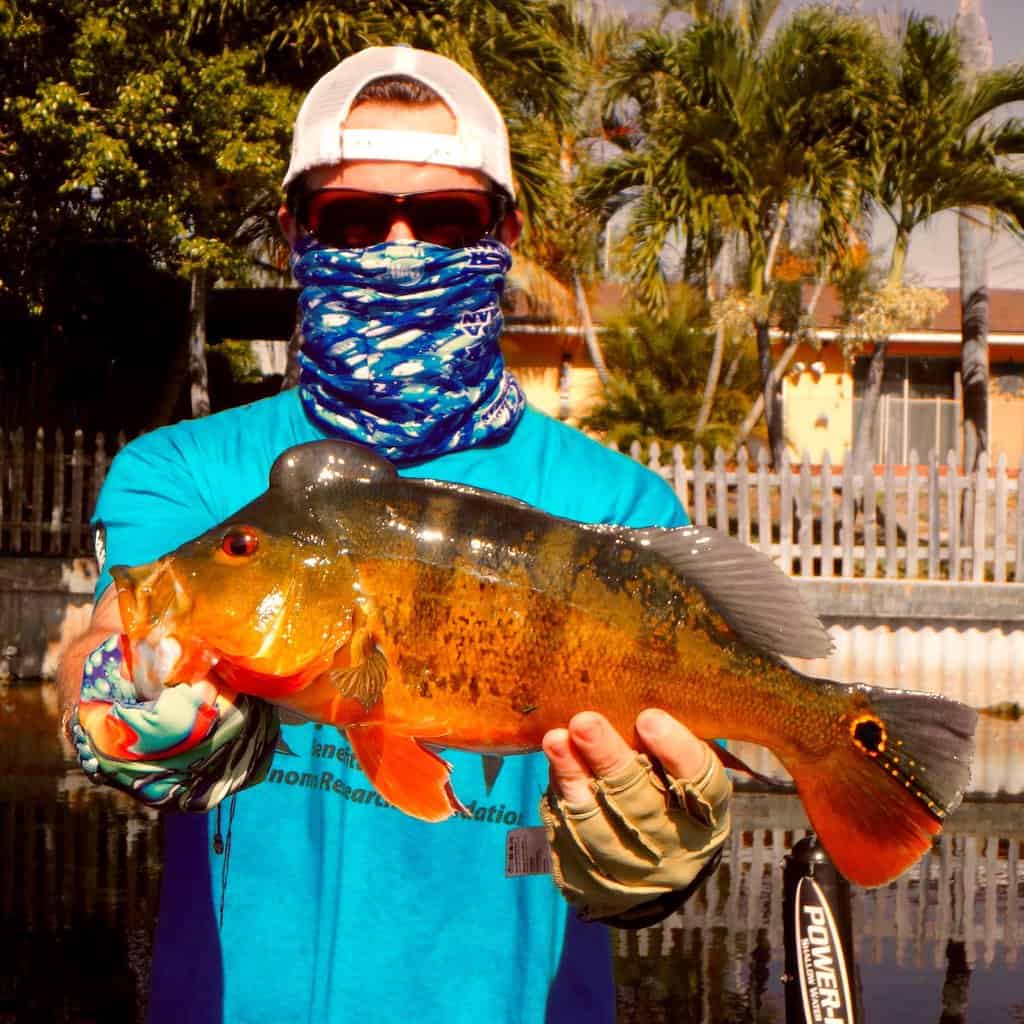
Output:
[{"xmin": 857, "ymin": 685, "xmax": 978, "ymax": 818}]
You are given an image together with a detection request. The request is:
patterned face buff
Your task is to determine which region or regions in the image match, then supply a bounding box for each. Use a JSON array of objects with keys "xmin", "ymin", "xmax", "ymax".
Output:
[{"xmin": 293, "ymin": 237, "xmax": 526, "ymax": 463}]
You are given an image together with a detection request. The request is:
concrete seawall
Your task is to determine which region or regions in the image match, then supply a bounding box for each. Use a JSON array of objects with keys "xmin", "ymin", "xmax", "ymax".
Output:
[{"xmin": 0, "ymin": 557, "xmax": 97, "ymax": 680}]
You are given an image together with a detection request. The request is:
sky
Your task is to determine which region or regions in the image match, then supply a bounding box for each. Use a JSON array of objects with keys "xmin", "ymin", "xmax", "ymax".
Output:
[{"xmin": 606, "ymin": 1, "xmax": 1024, "ymax": 289}]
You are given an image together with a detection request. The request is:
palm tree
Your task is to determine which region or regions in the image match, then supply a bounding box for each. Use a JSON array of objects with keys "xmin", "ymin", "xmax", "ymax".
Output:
[
  {"xmin": 579, "ymin": 287, "xmax": 758, "ymax": 450},
  {"xmin": 849, "ymin": 14, "xmax": 1024, "ymax": 481},
  {"xmin": 956, "ymin": 0, "xmax": 995, "ymax": 473},
  {"xmin": 584, "ymin": 2, "xmax": 887, "ymax": 467}
]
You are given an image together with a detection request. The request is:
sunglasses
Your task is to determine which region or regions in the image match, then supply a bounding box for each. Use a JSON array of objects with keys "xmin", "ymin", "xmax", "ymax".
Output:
[{"xmin": 299, "ymin": 188, "xmax": 509, "ymax": 250}]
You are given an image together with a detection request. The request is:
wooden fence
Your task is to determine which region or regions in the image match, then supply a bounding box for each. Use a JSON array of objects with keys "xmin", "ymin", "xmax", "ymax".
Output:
[
  {"xmin": 0, "ymin": 428, "xmax": 124, "ymax": 556},
  {"xmin": 632, "ymin": 442, "xmax": 1024, "ymax": 584},
  {"xmin": 1, "ymin": 427, "xmax": 1022, "ymax": 583}
]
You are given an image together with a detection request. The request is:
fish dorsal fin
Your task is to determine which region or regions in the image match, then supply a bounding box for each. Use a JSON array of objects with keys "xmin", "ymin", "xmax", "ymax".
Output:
[
  {"xmin": 630, "ymin": 525, "xmax": 832, "ymax": 660},
  {"xmin": 270, "ymin": 440, "xmax": 397, "ymax": 496}
]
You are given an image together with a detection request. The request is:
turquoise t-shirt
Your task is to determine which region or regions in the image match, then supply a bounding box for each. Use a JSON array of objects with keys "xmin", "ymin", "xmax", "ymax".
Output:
[{"xmin": 93, "ymin": 391, "xmax": 687, "ymax": 1024}]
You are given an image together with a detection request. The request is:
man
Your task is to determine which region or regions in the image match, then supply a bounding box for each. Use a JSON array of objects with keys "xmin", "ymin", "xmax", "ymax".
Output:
[{"xmin": 59, "ymin": 46, "xmax": 730, "ymax": 1024}]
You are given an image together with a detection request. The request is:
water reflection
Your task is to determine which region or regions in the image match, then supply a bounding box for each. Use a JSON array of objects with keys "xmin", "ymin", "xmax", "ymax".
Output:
[{"xmin": 2, "ymin": 683, "xmax": 1022, "ymax": 1023}]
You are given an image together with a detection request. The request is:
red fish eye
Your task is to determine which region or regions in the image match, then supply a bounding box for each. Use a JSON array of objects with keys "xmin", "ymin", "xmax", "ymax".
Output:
[{"xmin": 221, "ymin": 527, "xmax": 259, "ymax": 558}]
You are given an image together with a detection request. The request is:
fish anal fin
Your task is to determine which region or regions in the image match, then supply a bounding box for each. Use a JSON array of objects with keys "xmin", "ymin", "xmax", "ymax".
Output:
[
  {"xmin": 709, "ymin": 740, "xmax": 791, "ymax": 789},
  {"xmin": 346, "ymin": 725, "xmax": 465, "ymax": 822},
  {"xmin": 481, "ymin": 754, "xmax": 505, "ymax": 794}
]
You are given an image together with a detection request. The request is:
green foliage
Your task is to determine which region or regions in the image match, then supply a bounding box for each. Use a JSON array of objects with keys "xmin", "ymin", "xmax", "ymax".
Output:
[
  {"xmin": 216, "ymin": 339, "xmax": 262, "ymax": 383},
  {"xmin": 1, "ymin": 0, "xmax": 298, "ymax": 325},
  {"xmin": 580, "ymin": 288, "xmax": 757, "ymax": 449},
  {"xmin": 873, "ymin": 14, "xmax": 1024, "ymax": 260},
  {"xmin": 583, "ymin": 3, "xmax": 890, "ymax": 313}
]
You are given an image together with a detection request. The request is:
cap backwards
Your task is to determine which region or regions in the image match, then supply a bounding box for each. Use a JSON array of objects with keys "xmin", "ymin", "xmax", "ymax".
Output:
[{"xmin": 283, "ymin": 46, "xmax": 515, "ymax": 198}]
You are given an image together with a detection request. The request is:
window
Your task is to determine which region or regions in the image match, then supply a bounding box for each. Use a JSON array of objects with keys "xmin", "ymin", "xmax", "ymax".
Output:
[{"xmin": 852, "ymin": 356, "xmax": 960, "ymax": 463}]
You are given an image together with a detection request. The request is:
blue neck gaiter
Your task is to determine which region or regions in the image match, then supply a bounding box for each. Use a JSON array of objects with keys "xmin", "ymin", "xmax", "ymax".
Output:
[{"xmin": 292, "ymin": 237, "xmax": 525, "ymax": 464}]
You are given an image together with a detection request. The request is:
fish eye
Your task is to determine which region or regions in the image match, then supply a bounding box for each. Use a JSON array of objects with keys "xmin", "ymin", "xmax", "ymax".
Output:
[{"xmin": 221, "ymin": 527, "xmax": 259, "ymax": 559}]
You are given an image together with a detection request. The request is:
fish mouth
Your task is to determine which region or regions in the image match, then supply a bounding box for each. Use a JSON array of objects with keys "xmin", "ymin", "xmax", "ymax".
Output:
[{"xmin": 111, "ymin": 561, "xmax": 218, "ymax": 696}]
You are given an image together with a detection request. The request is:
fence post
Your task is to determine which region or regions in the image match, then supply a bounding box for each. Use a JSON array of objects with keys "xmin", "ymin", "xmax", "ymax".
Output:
[
  {"xmin": 89, "ymin": 433, "xmax": 108, "ymax": 527},
  {"xmin": 693, "ymin": 445, "xmax": 707, "ymax": 526},
  {"xmin": 907, "ymin": 449, "xmax": 921, "ymax": 581},
  {"xmin": 11, "ymin": 428, "xmax": 24, "ymax": 554},
  {"xmin": 884, "ymin": 458, "xmax": 898, "ymax": 579},
  {"xmin": 798, "ymin": 451, "xmax": 813, "ymax": 577},
  {"xmin": 756, "ymin": 446, "xmax": 772, "ymax": 556},
  {"xmin": 863, "ymin": 462, "xmax": 877, "ymax": 579},
  {"xmin": 993, "ymin": 453, "xmax": 1007, "ymax": 583},
  {"xmin": 1016, "ymin": 455, "xmax": 1024, "ymax": 584},
  {"xmin": 69, "ymin": 430, "xmax": 85, "ymax": 554},
  {"xmin": 928, "ymin": 449, "xmax": 941, "ymax": 580},
  {"xmin": 0, "ymin": 430, "xmax": 6, "ymax": 551},
  {"xmin": 714, "ymin": 446, "xmax": 728, "ymax": 532},
  {"xmin": 779, "ymin": 452, "xmax": 793, "ymax": 575},
  {"xmin": 50, "ymin": 427, "xmax": 65, "ymax": 555},
  {"xmin": 820, "ymin": 451, "xmax": 833, "ymax": 579},
  {"xmin": 840, "ymin": 448, "xmax": 854, "ymax": 578},
  {"xmin": 946, "ymin": 450, "xmax": 961, "ymax": 582},
  {"xmin": 647, "ymin": 440, "xmax": 661, "ymax": 475},
  {"xmin": 971, "ymin": 452, "xmax": 989, "ymax": 583},
  {"xmin": 30, "ymin": 427, "xmax": 45, "ymax": 553},
  {"xmin": 736, "ymin": 447, "xmax": 751, "ymax": 547},
  {"xmin": 671, "ymin": 445, "xmax": 688, "ymax": 518}
]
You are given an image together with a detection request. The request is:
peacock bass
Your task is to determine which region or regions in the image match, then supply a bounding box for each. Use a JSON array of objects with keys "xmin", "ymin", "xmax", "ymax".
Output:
[{"xmin": 96, "ymin": 440, "xmax": 976, "ymax": 888}]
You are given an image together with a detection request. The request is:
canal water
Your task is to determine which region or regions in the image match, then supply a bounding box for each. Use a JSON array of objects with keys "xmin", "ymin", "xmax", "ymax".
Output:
[{"xmin": 2, "ymin": 682, "xmax": 1022, "ymax": 1023}]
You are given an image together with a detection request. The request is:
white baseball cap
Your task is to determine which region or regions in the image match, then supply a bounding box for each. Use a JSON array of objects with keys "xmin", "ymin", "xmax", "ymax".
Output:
[{"xmin": 282, "ymin": 46, "xmax": 515, "ymax": 198}]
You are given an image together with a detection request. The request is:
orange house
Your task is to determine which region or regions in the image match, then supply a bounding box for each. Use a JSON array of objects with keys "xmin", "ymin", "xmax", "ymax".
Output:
[{"xmin": 777, "ymin": 288, "xmax": 1024, "ymax": 465}]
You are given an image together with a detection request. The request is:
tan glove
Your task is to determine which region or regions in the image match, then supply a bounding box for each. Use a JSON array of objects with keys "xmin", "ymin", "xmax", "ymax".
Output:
[{"xmin": 539, "ymin": 744, "xmax": 731, "ymax": 922}]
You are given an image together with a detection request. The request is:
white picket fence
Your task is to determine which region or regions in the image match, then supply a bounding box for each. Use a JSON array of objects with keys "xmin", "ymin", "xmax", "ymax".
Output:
[{"xmin": 630, "ymin": 443, "xmax": 1024, "ymax": 583}]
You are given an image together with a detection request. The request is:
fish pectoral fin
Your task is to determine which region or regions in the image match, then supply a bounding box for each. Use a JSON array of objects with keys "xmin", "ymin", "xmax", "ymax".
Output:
[
  {"xmin": 327, "ymin": 645, "xmax": 388, "ymax": 712},
  {"xmin": 345, "ymin": 725, "xmax": 467, "ymax": 823}
]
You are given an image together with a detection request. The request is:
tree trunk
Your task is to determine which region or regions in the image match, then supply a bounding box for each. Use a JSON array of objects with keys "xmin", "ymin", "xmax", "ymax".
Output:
[
  {"xmin": 573, "ymin": 273, "xmax": 609, "ymax": 389},
  {"xmin": 735, "ymin": 276, "xmax": 826, "ymax": 446},
  {"xmin": 850, "ymin": 339, "xmax": 887, "ymax": 487},
  {"xmin": 188, "ymin": 268, "xmax": 211, "ymax": 418},
  {"xmin": 755, "ymin": 318, "xmax": 785, "ymax": 469},
  {"xmin": 959, "ymin": 209, "xmax": 991, "ymax": 471},
  {"xmin": 850, "ymin": 234, "xmax": 908, "ymax": 485},
  {"xmin": 956, "ymin": 0, "xmax": 994, "ymax": 472},
  {"xmin": 694, "ymin": 235, "xmax": 734, "ymax": 437}
]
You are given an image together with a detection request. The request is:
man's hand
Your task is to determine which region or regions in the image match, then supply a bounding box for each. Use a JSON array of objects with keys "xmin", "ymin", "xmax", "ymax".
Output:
[
  {"xmin": 539, "ymin": 710, "xmax": 731, "ymax": 924},
  {"xmin": 63, "ymin": 619, "xmax": 280, "ymax": 812}
]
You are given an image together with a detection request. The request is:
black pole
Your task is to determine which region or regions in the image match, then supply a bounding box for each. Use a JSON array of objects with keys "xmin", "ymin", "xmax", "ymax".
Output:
[{"xmin": 782, "ymin": 835, "xmax": 862, "ymax": 1024}]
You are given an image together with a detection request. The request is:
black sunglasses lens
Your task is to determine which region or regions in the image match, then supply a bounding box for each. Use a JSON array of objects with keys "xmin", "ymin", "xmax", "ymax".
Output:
[
  {"xmin": 407, "ymin": 194, "xmax": 497, "ymax": 248},
  {"xmin": 304, "ymin": 190, "xmax": 502, "ymax": 249},
  {"xmin": 308, "ymin": 194, "xmax": 393, "ymax": 249}
]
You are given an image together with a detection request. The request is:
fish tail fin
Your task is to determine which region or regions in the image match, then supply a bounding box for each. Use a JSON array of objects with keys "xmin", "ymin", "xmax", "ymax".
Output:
[
  {"xmin": 345, "ymin": 725, "xmax": 466, "ymax": 823},
  {"xmin": 782, "ymin": 684, "xmax": 977, "ymax": 888}
]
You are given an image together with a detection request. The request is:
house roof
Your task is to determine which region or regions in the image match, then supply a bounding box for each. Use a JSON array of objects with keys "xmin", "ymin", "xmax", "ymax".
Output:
[{"xmin": 808, "ymin": 286, "xmax": 1024, "ymax": 335}]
